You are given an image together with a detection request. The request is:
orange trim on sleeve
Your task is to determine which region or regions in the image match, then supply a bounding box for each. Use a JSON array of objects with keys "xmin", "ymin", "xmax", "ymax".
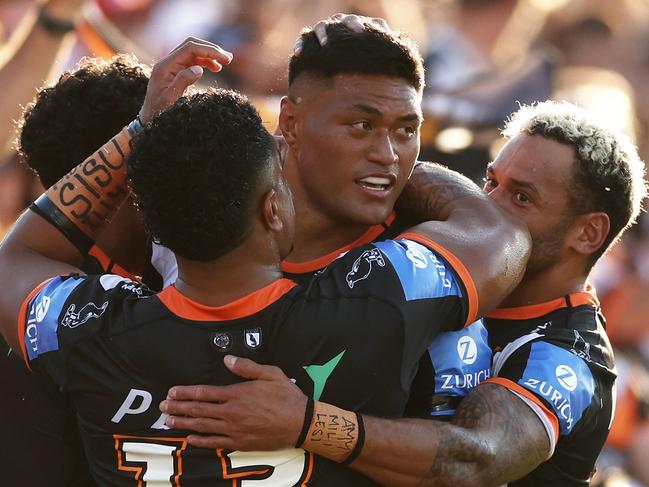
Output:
[
  {"xmin": 486, "ymin": 284, "xmax": 598, "ymax": 320},
  {"xmin": 397, "ymin": 232, "xmax": 478, "ymax": 327},
  {"xmin": 281, "ymin": 212, "xmax": 396, "ymax": 275},
  {"xmin": 17, "ymin": 278, "xmax": 54, "ymax": 370},
  {"xmin": 157, "ymin": 278, "xmax": 297, "ymax": 322},
  {"xmin": 87, "ymin": 245, "xmax": 137, "ymax": 281},
  {"xmin": 485, "ymin": 377, "xmax": 559, "ymax": 445}
]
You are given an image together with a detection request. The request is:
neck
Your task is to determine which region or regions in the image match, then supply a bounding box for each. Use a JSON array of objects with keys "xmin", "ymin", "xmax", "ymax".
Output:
[
  {"xmin": 499, "ymin": 261, "xmax": 589, "ymax": 308},
  {"xmin": 284, "ymin": 151, "xmax": 373, "ymax": 262},
  {"xmin": 175, "ymin": 240, "xmax": 283, "ymax": 307},
  {"xmin": 96, "ymin": 201, "xmax": 148, "ymax": 275}
]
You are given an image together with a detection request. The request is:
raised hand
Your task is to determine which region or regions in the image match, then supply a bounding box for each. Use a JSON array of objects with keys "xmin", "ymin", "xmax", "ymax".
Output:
[{"xmin": 138, "ymin": 37, "xmax": 233, "ymax": 124}]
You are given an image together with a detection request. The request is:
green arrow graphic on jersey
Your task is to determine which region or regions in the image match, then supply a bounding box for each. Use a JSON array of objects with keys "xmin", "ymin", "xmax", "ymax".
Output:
[{"xmin": 303, "ymin": 350, "xmax": 346, "ymax": 400}]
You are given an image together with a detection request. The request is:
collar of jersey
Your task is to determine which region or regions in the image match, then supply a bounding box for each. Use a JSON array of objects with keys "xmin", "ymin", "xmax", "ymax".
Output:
[
  {"xmin": 157, "ymin": 278, "xmax": 296, "ymax": 321},
  {"xmin": 486, "ymin": 284, "xmax": 599, "ymax": 320},
  {"xmin": 88, "ymin": 245, "xmax": 137, "ymax": 281},
  {"xmin": 280, "ymin": 211, "xmax": 396, "ymax": 275}
]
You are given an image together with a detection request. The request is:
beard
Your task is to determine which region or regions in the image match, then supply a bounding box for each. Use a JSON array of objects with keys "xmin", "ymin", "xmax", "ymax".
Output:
[{"xmin": 524, "ymin": 216, "xmax": 573, "ymax": 278}]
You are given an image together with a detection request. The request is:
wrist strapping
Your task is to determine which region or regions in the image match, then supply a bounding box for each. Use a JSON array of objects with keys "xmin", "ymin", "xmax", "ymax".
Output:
[
  {"xmin": 297, "ymin": 400, "xmax": 365, "ymax": 464},
  {"xmin": 35, "ymin": 126, "xmax": 133, "ymax": 245}
]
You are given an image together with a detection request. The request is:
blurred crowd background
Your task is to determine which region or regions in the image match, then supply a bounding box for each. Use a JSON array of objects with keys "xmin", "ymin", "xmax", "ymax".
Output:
[{"xmin": 1, "ymin": 0, "xmax": 648, "ymax": 485}]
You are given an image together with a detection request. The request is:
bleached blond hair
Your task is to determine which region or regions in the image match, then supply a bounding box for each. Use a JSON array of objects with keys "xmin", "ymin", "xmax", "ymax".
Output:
[{"xmin": 503, "ymin": 100, "xmax": 647, "ymax": 267}]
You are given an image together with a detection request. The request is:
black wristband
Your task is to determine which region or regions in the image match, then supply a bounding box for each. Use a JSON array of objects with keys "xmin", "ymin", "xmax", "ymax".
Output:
[
  {"xmin": 37, "ymin": 6, "xmax": 76, "ymax": 34},
  {"xmin": 31, "ymin": 194, "xmax": 94, "ymax": 254},
  {"xmin": 342, "ymin": 412, "xmax": 365, "ymax": 465},
  {"xmin": 295, "ymin": 397, "xmax": 315, "ymax": 448}
]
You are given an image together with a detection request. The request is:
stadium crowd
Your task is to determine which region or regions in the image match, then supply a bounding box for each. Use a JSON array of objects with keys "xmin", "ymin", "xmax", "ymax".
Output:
[{"xmin": 0, "ymin": 0, "xmax": 648, "ymax": 486}]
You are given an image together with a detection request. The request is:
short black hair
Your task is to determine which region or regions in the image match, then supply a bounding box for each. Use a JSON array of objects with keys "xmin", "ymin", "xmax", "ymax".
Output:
[
  {"xmin": 288, "ymin": 23, "xmax": 424, "ymax": 93},
  {"xmin": 18, "ymin": 54, "xmax": 149, "ymax": 188},
  {"xmin": 127, "ymin": 88, "xmax": 277, "ymax": 262}
]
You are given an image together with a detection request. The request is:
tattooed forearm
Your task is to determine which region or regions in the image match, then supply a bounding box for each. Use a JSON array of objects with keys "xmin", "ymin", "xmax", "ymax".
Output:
[
  {"xmin": 47, "ymin": 128, "xmax": 132, "ymax": 238},
  {"xmin": 395, "ymin": 162, "xmax": 485, "ymax": 226},
  {"xmin": 349, "ymin": 384, "xmax": 549, "ymax": 487}
]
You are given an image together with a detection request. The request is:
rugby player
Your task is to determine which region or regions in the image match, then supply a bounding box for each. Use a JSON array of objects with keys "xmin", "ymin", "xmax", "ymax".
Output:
[
  {"xmin": 1, "ymin": 54, "xmax": 152, "ymax": 487},
  {"xmin": 0, "ymin": 40, "xmax": 530, "ymax": 485},
  {"xmin": 149, "ymin": 19, "xmax": 495, "ymax": 418},
  {"xmin": 162, "ymin": 100, "xmax": 646, "ymax": 486}
]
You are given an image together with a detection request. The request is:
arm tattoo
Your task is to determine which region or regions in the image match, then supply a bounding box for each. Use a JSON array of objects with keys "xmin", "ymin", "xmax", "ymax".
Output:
[
  {"xmin": 395, "ymin": 162, "xmax": 485, "ymax": 226},
  {"xmin": 422, "ymin": 383, "xmax": 549, "ymax": 487}
]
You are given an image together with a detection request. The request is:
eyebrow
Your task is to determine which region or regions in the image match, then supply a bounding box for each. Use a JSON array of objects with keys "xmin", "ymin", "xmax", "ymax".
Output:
[
  {"xmin": 350, "ymin": 104, "xmax": 422, "ymax": 123},
  {"xmin": 486, "ymin": 164, "xmax": 541, "ymax": 198}
]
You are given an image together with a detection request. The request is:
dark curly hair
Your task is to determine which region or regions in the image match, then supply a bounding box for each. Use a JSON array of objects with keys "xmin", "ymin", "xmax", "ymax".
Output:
[
  {"xmin": 127, "ymin": 88, "xmax": 277, "ymax": 261},
  {"xmin": 289, "ymin": 22, "xmax": 424, "ymax": 93},
  {"xmin": 18, "ymin": 54, "xmax": 150, "ymax": 188}
]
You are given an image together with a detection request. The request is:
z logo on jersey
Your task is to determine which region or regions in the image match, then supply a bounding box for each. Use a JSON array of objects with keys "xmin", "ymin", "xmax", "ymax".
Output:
[
  {"xmin": 61, "ymin": 301, "xmax": 108, "ymax": 328},
  {"xmin": 346, "ymin": 248, "xmax": 385, "ymax": 289}
]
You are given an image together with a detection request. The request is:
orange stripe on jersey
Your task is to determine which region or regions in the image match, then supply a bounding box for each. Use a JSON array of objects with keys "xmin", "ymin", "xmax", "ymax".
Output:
[
  {"xmin": 486, "ymin": 284, "xmax": 598, "ymax": 320},
  {"xmin": 17, "ymin": 278, "xmax": 54, "ymax": 370},
  {"xmin": 88, "ymin": 245, "xmax": 137, "ymax": 281},
  {"xmin": 114, "ymin": 435, "xmax": 187, "ymax": 487},
  {"xmin": 88, "ymin": 245, "xmax": 111, "ymax": 272},
  {"xmin": 396, "ymin": 232, "xmax": 478, "ymax": 327},
  {"xmin": 281, "ymin": 212, "xmax": 396, "ymax": 275},
  {"xmin": 485, "ymin": 377, "xmax": 560, "ymax": 445},
  {"xmin": 157, "ymin": 278, "xmax": 297, "ymax": 322},
  {"xmin": 217, "ymin": 449, "xmax": 271, "ymax": 482}
]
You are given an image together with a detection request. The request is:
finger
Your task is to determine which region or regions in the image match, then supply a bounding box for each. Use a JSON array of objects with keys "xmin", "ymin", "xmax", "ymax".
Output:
[
  {"xmin": 330, "ymin": 13, "xmax": 345, "ymax": 21},
  {"xmin": 168, "ymin": 37, "xmax": 233, "ymax": 63},
  {"xmin": 313, "ymin": 20, "xmax": 328, "ymax": 45},
  {"xmin": 166, "ymin": 415, "xmax": 229, "ymax": 434},
  {"xmin": 224, "ymin": 355, "xmax": 283, "ymax": 381},
  {"xmin": 293, "ymin": 37, "xmax": 303, "ymax": 56},
  {"xmin": 167, "ymin": 384, "xmax": 229, "ymax": 402},
  {"xmin": 372, "ymin": 17, "xmax": 389, "ymax": 29},
  {"xmin": 165, "ymin": 40, "xmax": 233, "ymax": 70},
  {"xmin": 340, "ymin": 14, "xmax": 364, "ymax": 32},
  {"xmin": 160, "ymin": 398, "xmax": 224, "ymax": 418},
  {"xmin": 187, "ymin": 434, "xmax": 235, "ymax": 450},
  {"xmin": 164, "ymin": 65, "xmax": 204, "ymax": 102}
]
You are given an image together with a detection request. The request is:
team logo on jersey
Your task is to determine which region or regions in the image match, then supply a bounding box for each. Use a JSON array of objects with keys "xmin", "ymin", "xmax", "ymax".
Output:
[
  {"xmin": 555, "ymin": 364, "xmax": 578, "ymax": 391},
  {"xmin": 571, "ymin": 330, "xmax": 591, "ymax": 361},
  {"xmin": 244, "ymin": 328, "xmax": 262, "ymax": 349},
  {"xmin": 406, "ymin": 245, "xmax": 429, "ymax": 269},
  {"xmin": 60, "ymin": 301, "xmax": 108, "ymax": 329},
  {"xmin": 211, "ymin": 332, "xmax": 232, "ymax": 352},
  {"xmin": 34, "ymin": 296, "xmax": 51, "ymax": 323},
  {"xmin": 346, "ymin": 248, "xmax": 385, "ymax": 289},
  {"xmin": 457, "ymin": 335, "xmax": 478, "ymax": 365}
]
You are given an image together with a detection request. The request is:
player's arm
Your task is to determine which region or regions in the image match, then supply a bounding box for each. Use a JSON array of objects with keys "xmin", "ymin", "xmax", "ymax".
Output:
[
  {"xmin": 397, "ymin": 161, "xmax": 531, "ymax": 318},
  {"xmin": 0, "ymin": 37, "xmax": 232, "ymax": 352},
  {"xmin": 162, "ymin": 356, "xmax": 550, "ymax": 487}
]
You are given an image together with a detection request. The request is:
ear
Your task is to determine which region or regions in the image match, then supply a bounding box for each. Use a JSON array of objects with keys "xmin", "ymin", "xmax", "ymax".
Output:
[
  {"xmin": 569, "ymin": 212, "xmax": 610, "ymax": 257},
  {"xmin": 260, "ymin": 189, "xmax": 284, "ymax": 233},
  {"xmin": 279, "ymin": 96, "xmax": 299, "ymax": 147}
]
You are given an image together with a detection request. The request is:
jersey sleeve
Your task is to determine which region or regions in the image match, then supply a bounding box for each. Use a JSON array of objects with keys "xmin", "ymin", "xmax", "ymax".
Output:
[
  {"xmin": 17, "ymin": 274, "xmax": 150, "ymax": 385},
  {"xmin": 485, "ymin": 340, "xmax": 598, "ymax": 454},
  {"xmin": 326, "ymin": 237, "xmax": 474, "ymax": 350}
]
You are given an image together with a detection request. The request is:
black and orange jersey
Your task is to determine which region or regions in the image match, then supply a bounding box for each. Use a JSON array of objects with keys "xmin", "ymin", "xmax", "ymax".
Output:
[
  {"xmin": 484, "ymin": 286, "xmax": 616, "ymax": 486},
  {"xmin": 2, "ymin": 244, "xmax": 137, "ymax": 487},
  {"xmin": 405, "ymin": 319, "xmax": 492, "ymax": 418},
  {"xmin": 151, "ymin": 211, "xmax": 492, "ymax": 421},
  {"xmin": 20, "ymin": 236, "xmax": 478, "ymax": 486}
]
